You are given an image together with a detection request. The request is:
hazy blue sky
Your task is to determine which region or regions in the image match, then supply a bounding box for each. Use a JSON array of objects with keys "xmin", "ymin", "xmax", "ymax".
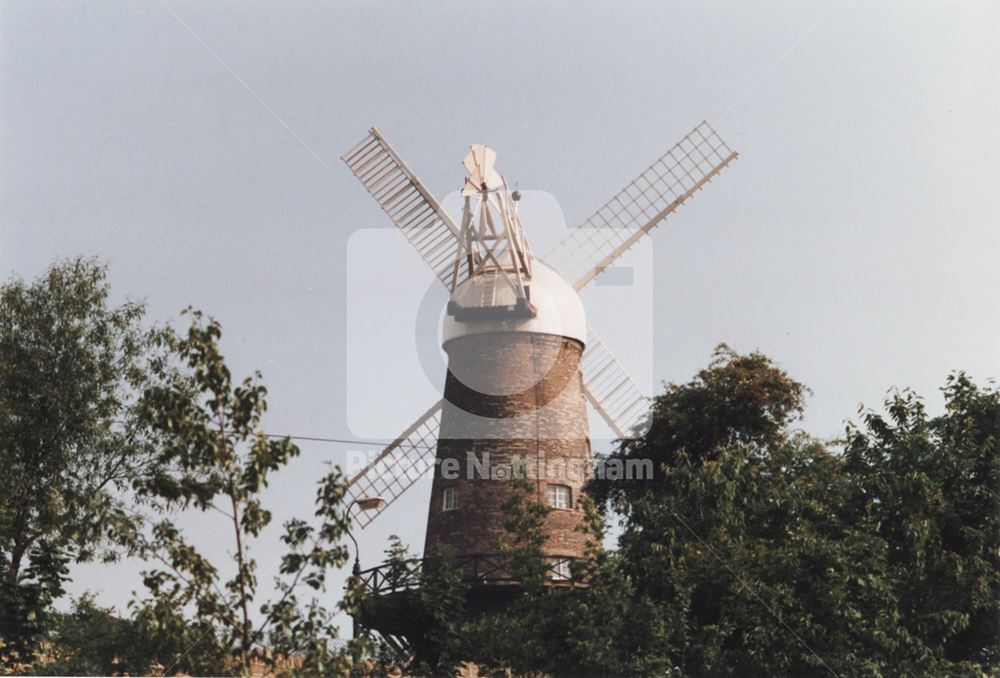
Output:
[{"xmin": 3, "ymin": 0, "xmax": 997, "ymax": 632}]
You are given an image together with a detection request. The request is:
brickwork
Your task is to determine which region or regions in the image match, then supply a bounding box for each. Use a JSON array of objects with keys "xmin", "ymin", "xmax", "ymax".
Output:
[{"xmin": 424, "ymin": 332, "xmax": 591, "ymax": 560}]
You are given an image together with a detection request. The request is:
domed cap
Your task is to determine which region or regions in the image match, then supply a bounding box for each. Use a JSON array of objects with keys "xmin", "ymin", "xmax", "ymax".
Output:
[{"xmin": 442, "ymin": 261, "xmax": 586, "ymax": 346}]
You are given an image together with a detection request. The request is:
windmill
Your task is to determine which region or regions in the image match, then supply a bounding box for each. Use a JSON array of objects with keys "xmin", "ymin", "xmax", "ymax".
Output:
[{"xmin": 341, "ymin": 122, "xmax": 737, "ymax": 577}]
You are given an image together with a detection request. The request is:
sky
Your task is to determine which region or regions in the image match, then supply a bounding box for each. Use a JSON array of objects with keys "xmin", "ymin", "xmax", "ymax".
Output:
[{"xmin": 2, "ymin": 0, "xmax": 998, "ymax": 632}]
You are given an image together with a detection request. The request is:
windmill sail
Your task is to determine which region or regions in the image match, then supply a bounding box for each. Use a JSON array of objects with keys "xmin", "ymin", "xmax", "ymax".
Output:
[
  {"xmin": 548, "ymin": 121, "xmax": 738, "ymax": 438},
  {"xmin": 345, "ymin": 401, "xmax": 443, "ymax": 528},
  {"xmin": 580, "ymin": 329, "xmax": 651, "ymax": 438},
  {"xmin": 342, "ymin": 128, "xmax": 464, "ymax": 286},
  {"xmin": 544, "ymin": 121, "xmax": 738, "ymax": 291}
]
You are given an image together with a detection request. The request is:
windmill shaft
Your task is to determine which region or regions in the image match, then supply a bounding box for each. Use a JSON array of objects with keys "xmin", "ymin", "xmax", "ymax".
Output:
[{"xmin": 425, "ymin": 332, "xmax": 591, "ymax": 560}]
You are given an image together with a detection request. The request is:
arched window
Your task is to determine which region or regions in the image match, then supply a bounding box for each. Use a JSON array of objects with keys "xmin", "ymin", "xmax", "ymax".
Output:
[
  {"xmin": 546, "ymin": 484, "xmax": 571, "ymax": 509},
  {"xmin": 442, "ymin": 486, "xmax": 458, "ymax": 511}
]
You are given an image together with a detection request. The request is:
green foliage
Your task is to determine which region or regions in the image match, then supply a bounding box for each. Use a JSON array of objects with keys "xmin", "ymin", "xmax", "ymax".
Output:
[
  {"xmin": 130, "ymin": 310, "xmax": 359, "ymax": 675},
  {"xmin": 28, "ymin": 593, "xmax": 228, "ymax": 676},
  {"xmin": 394, "ymin": 346, "xmax": 999, "ymax": 677},
  {"xmin": 843, "ymin": 374, "xmax": 1000, "ymax": 671},
  {"xmin": 1, "ymin": 261, "xmax": 363, "ymax": 674},
  {"xmin": 413, "ymin": 547, "xmax": 465, "ymax": 675},
  {"xmin": 457, "ymin": 494, "xmax": 638, "ymax": 678},
  {"xmin": 498, "ymin": 475, "xmax": 552, "ymax": 593},
  {"xmin": 32, "ymin": 593, "xmax": 143, "ymax": 676},
  {"xmin": 265, "ymin": 467, "xmax": 367, "ymax": 675},
  {"xmin": 369, "ymin": 536, "xmax": 466, "ymax": 677},
  {"xmin": 594, "ymin": 345, "xmax": 855, "ymax": 675},
  {"xmin": 0, "ymin": 258, "xmax": 164, "ymax": 666},
  {"xmin": 587, "ymin": 347, "xmax": 998, "ymax": 675},
  {"xmin": 607, "ymin": 350, "xmax": 998, "ymax": 676},
  {"xmin": 5, "ymin": 258, "xmax": 996, "ymax": 676},
  {"xmin": 394, "ymin": 477, "xmax": 637, "ymax": 677}
]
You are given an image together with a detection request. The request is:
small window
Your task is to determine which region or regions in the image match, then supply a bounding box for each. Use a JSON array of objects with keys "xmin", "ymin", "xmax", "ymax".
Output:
[
  {"xmin": 442, "ymin": 486, "xmax": 458, "ymax": 511},
  {"xmin": 547, "ymin": 484, "xmax": 571, "ymax": 509},
  {"xmin": 550, "ymin": 559, "xmax": 571, "ymax": 581}
]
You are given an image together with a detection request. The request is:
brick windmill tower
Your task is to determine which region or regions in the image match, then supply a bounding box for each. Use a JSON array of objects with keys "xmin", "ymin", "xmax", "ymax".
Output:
[{"xmin": 341, "ymin": 123, "xmax": 737, "ymax": 603}]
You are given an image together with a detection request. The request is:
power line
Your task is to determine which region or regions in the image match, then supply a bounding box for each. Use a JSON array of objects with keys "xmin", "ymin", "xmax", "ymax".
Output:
[
  {"xmin": 112, "ymin": 419, "xmax": 388, "ymax": 448},
  {"xmin": 715, "ymin": 0, "xmax": 840, "ymax": 124},
  {"xmin": 258, "ymin": 432, "xmax": 386, "ymax": 447}
]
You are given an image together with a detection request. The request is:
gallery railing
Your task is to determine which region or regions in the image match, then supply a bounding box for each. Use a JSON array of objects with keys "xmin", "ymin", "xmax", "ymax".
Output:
[{"xmin": 357, "ymin": 553, "xmax": 580, "ymax": 595}]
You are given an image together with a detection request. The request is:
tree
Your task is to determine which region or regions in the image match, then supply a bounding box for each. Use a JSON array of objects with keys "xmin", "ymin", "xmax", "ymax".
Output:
[
  {"xmin": 28, "ymin": 593, "xmax": 228, "ymax": 676},
  {"xmin": 369, "ymin": 536, "xmax": 466, "ymax": 677},
  {"xmin": 843, "ymin": 374, "xmax": 1000, "ymax": 672},
  {"xmin": 456, "ymin": 477, "xmax": 553, "ymax": 676},
  {"xmin": 593, "ymin": 348, "xmax": 998, "ymax": 675},
  {"xmin": 131, "ymin": 310, "xmax": 360, "ymax": 675},
  {"xmin": 590, "ymin": 346, "xmax": 938, "ymax": 675},
  {"xmin": 394, "ymin": 476, "xmax": 636, "ymax": 678},
  {"xmin": 391, "ymin": 346, "xmax": 998, "ymax": 676},
  {"xmin": 458, "ymin": 490, "xmax": 638, "ymax": 678},
  {"xmin": 0, "ymin": 258, "xmax": 164, "ymax": 666}
]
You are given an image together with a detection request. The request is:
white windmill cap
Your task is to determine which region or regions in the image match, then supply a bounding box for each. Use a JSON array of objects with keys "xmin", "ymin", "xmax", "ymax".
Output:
[{"xmin": 442, "ymin": 261, "xmax": 587, "ymax": 346}]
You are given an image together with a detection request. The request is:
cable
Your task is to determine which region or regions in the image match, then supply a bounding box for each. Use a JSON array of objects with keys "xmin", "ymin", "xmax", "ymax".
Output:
[
  {"xmin": 257, "ymin": 432, "xmax": 386, "ymax": 447},
  {"xmin": 715, "ymin": 0, "xmax": 841, "ymax": 125},
  {"xmin": 111, "ymin": 418, "xmax": 389, "ymax": 448}
]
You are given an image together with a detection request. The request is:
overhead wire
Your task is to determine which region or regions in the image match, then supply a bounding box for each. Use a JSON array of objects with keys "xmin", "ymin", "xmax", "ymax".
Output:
[{"xmin": 111, "ymin": 418, "xmax": 390, "ymax": 448}]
